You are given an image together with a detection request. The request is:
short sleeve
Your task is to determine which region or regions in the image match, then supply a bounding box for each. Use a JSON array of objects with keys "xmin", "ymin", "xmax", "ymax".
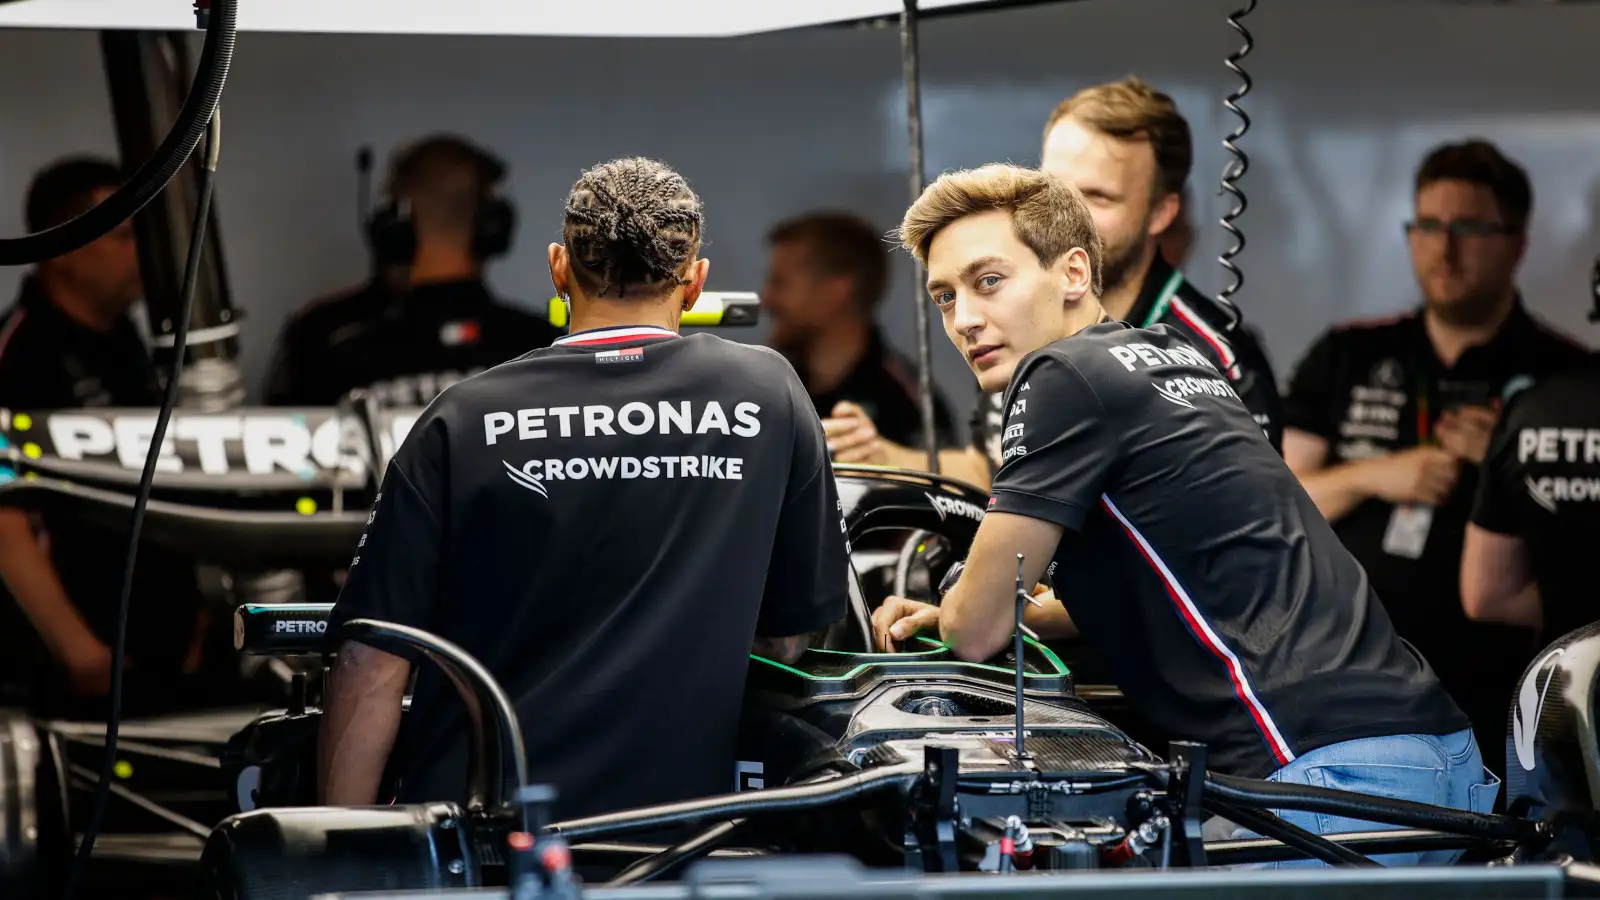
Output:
[
  {"xmin": 1281, "ymin": 329, "xmax": 1341, "ymax": 438},
  {"xmin": 988, "ymin": 353, "xmax": 1119, "ymax": 531},
  {"xmin": 328, "ymin": 412, "xmax": 448, "ymax": 659},
  {"xmin": 757, "ymin": 371, "xmax": 850, "ymax": 637},
  {"xmin": 1470, "ymin": 394, "xmax": 1528, "ymax": 536}
]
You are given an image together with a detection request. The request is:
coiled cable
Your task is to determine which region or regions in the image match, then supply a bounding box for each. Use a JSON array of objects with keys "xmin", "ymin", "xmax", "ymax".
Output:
[
  {"xmin": 1214, "ymin": 0, "xmax": 1256, "ymax": 333},
  {"xmin": 0, "ymin": 0, "xmax": 235, "ymax": 266}
]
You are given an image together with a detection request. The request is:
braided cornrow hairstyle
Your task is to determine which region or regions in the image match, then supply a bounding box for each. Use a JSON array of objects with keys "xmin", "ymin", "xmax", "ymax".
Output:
[{"xmin": 563, "ymin": 157, "xmax": 705, "ymax": 299}]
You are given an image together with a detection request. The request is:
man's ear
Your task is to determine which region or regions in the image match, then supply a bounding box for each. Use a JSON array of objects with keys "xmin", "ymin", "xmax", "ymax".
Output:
[
  {"xmin": 681, "ymin": 257, "xmax": 710, "ymax": 311},
  {"xmin": 548, "ymin": 243, "xmax": 571, "ymax": 299},
  {"xmin": 1057, "ymin": 247, "xmax": 1094, "ymax": 305},
  {"xmin": 1147, "ymin": 191, "xmax": 1182, "ymax": 239}
]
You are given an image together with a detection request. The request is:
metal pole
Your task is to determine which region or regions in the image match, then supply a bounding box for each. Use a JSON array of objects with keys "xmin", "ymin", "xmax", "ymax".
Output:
[
  {"xmin": 900, "ymin": 0, "xmax": 940, "ymax": 474},
  {"xmin": 100, "ymin": 29, "xmax": 244, "ymax": 410}
]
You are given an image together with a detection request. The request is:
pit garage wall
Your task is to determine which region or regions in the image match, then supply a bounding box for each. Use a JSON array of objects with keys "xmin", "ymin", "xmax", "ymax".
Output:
[{"xmin": 0, "ymin": 0, "xmax": 1596, "ymax": 431}]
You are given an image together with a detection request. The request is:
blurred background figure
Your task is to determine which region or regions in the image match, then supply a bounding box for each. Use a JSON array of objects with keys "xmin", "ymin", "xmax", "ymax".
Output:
[
  {"xmin": 761, "ymin": 210, "xmax": 954, "ymax": 451},
  {"xmin": 1281, "ymin": 139, "xmax": 1592, "ymax": 790},
  {"xmin": 0, "ymin": 157, "xmax": 214, "ymax": 714},
  {"xmin": 1158, "ymin": 186, "xmax": 1194, "ymax": 268},
  {"xmin": 264, "ymin": 133, "xmax": 560, "ymax": 408}
]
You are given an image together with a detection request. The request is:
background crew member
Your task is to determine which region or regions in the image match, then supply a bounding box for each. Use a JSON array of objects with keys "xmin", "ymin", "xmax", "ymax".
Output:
[
  {"xmin": 824, "ymin": 79, "xmax": 1280, "ymax": 487},
  {"xmin": 319, "ymin": 157, "xmax": 850, "ymax": 821},
  {"xmin": 265, "ymin": 134, "xmax": 561, "ymax": 408},
  {"xmin": 760, "ymin": 210, "xmax": 954, "ymax": 448},
  {"xmin": 874, "ymin": 164, "xmax": 1488, "ymax": 861},
  {"xmin": 0, "ymin": 158, "xmax": 212, "ymax": 711},
  {"xmin": 1157, "ymin": 186, "xmax": 1194, "ymax": 269},
  {"xmin": 1462, "ymin": 349, "xmax": 1600, "ymax": 642},
  {"xmin": 1282, "ymin": 139, "xmax": 1591, "ymax": 787}
]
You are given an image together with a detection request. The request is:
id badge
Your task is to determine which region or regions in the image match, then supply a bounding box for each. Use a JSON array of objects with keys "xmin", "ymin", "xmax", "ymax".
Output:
[{"xmin": 1382, "ymin": 504, "xmax": 1434, "ymax": 559}]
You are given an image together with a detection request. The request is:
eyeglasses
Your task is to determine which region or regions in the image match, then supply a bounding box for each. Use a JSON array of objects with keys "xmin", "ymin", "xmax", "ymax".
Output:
[{"xmin": 1403, "ymin": 218, "xmax": 1519, "ymax": 239}]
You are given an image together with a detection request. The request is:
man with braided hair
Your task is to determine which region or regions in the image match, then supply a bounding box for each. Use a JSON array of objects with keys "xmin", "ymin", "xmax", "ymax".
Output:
[{"xmin": 319, "ymin": 157, "xmax": 849, "ymax": 822}]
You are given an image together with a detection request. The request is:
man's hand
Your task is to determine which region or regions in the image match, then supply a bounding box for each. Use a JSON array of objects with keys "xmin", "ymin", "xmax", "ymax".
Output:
[
  {"xmin": 822, "ymin": 401, "xmax": 889, "ymax": 465},
  {"xmin": 872, "ymin": 596, "xmax": 941, "ymax": 651},
  {"xmin": 63, "ymin": 637, "xmax": 116, "ymax": 696},
  {"xmin": 1435, "ymin": 404, "xmax": 1499, "ymax": 465},
  {"xmin": 1360, "ymin": 446, "xmax": 1460, "ymax": 506}
]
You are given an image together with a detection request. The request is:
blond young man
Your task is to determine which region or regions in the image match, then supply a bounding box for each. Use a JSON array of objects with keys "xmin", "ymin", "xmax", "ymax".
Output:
[
  {"xmin": 824, "ymin": 79, "xmax": 1281, "ymax": 488},
  {"xmin": 870, "ymin": 163, "xmax": 1491, "ymax": 865}
]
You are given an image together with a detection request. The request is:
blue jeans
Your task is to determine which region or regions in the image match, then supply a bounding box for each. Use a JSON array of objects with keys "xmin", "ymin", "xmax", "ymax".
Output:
[{"xmin": 1203, "ymin": 729, "xmax": 1501, "ymax": 867}]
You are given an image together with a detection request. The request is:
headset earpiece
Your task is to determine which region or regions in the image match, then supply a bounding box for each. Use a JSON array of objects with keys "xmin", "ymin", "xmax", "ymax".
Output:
[
  {"xmin": 366, "ymin": 197, "xmax": 417, "ymax": 267},
  {"xmin": 472, "ymin": 195, "xmax": 516, "ymax": 260}
]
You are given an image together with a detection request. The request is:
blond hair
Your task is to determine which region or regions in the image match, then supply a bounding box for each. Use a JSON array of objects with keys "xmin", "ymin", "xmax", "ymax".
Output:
[
  {"xmin": 897, "ymin": 164, "xmax": 1103, "ymax": 295},
  {"xmin": 1044, "ymin": 77, "xmax": 1191, "ymax": 198}
]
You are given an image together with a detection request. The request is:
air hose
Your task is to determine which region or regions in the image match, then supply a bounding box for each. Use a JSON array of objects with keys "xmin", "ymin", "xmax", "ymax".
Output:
[
  {"xmin": 0, "ymin": 0, "xmax": 235, "ymax": 266},
  {"xmin": 1204, "ymin": 771, "xmax": 1549, "ymax": 845},
  {"xmin": 1214, "ymin": 0, "xmax": 1255, "ymax": 334}
]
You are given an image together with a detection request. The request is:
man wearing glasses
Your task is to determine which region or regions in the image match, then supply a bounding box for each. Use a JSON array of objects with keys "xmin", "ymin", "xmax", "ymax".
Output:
[{"xmin": 1280, "ymin": 139, "xmax": 1591, "ymax": 794}]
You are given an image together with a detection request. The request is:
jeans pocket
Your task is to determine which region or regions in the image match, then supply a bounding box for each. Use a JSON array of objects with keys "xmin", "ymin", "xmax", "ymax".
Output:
[
  {"xmin": 1306, "ymin": 763, "xmax": 1446, "ymax": 835},
  {"xmin": 1469, "ymin": 769, "xmax": 1502, "ymax": 815}
]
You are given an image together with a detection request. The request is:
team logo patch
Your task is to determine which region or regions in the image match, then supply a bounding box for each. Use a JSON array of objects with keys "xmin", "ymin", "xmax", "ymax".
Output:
[
  {"xmin": 1369, "ymin": 358, "xmax": 1404, "ymax": 390},
  {"xmin": 439, "ymin": 320, "xmax": 481, "ymax": 346},
  {"xmin": 596, "ymin": 347, "xmax": 645, "ymax": 364},
  {"xmin": 503, "ymin": 460, "xmax": 550, "ymax": 497},
  {"xmin": 1502, "ymin": 374, "xmax": 1536, "ymax": 401}
]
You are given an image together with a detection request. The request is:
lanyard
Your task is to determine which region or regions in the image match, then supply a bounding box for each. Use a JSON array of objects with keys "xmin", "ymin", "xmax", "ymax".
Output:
[
  {"xmin": 1140, "ymin": 269, "xmax": 1186, "ymax": 328},
  {"xmin": 1415, "ymin": 373, "xmax": 1433, "ymax": 445}
]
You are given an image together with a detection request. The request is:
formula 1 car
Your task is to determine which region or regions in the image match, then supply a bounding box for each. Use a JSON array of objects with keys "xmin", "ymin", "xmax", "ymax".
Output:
[{"xmin": 0, "ymin": 404, "xmax": 1597, "ymax": 900}]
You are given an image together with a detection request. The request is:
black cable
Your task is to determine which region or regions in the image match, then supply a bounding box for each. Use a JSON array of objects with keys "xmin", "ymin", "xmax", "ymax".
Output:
[
  {"xmin": 1588, "ymin": 253, "xmax": 1600, "ymax": 322},
  {"xmin": 1203, "ymin": 771, "xmax": 1549, "ymax": 844},
  {"xmin": 1202, "ymin": 796, "xmax": 1379, "ymax": 868},
  {"xmin": 0, "ymin": 0, "xmax": 234, "ymax": 266},
  {"xmin": 61, "ymin": 108, "xmax": 221, "ymax": 900},
  {"xmin": 1214, "ymin": 0, "xmax": 1255, "ymax": 334}
]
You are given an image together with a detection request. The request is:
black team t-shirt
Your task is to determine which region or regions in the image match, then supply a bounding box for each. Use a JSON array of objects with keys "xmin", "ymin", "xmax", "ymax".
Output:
[
  {"xmin": 0, "ymin": 278, "xmax": 203, "ymax": 692},
  {"xmin": 1471, "ymin": 366, "xmax": 1600, "ymax": 641},
  {"xmin": 265, "ymin": 277, "xmax": 562, "ymax": 407},
  {"xmin": 330, "ymin": 324, "xmax": 850, "ymax": 820},
  {"xmin": 987, "ymin": 321, "xmax": 1467, "ymax": 778}
]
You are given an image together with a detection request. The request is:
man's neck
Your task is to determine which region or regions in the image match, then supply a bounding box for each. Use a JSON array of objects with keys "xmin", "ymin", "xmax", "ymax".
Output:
[
  {"xmin": 1098, "ymin": 243, "xmax": 1159, "ymax": 323},
  {"xmin": 568, "ymin": 293, "xmax": 683, "ymax": 335},
  {"xmin": 1064, "ymin": 300, "xmax": 1111, "ymax": 340},
  {"xmin": 34, "ymin": 271, "xmax": 117, "ymax": 333},
  {"xmin": 408, "ymin": 246, "xmax": 479, "ymax": 286},
  {"xmin": 1423, "ymin": 288, "xmax": 1518, "ymax": 368},
  {"xmin": 802, "ymin": 318, "xmax": 871, "ymax": 395}
]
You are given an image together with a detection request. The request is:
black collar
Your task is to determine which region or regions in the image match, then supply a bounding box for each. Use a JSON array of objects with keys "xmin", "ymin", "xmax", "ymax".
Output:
[
  {"xmin": 1405, "ymin": 294, "xmax": 1548, "ymax": 374},
  {"xmin": 1123, "ymin": 255, "xmax": 1185, "ymax": 328},
  {"xmin": 16, "ymin": 275, "xmax": 131, "ymax": 344}
]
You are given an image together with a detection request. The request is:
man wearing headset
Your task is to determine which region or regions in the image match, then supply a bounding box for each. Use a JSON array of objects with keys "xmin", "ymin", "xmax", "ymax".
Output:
[{"xmin": 265, "ymin": 134, "xmax": 561, "ymax": 408}]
